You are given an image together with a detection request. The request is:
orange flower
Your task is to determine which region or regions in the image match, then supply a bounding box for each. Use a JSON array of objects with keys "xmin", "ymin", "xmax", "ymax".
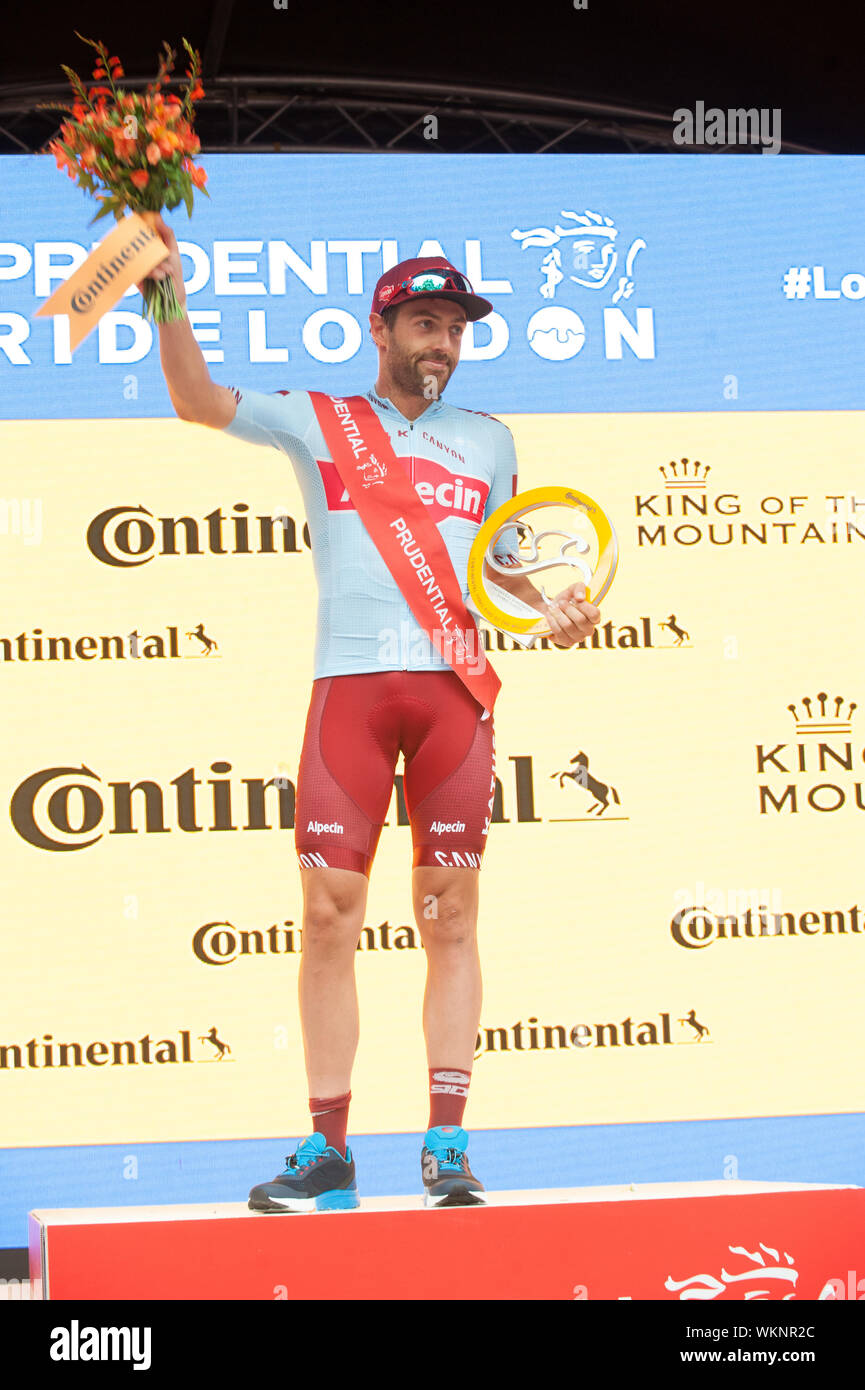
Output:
[
  {"xmin": 111, "ymin": 133, "xmax": 137, "ymax": 161},
  {"xmin": 80, "ymin": 143, "xmax": 98, "ymax": 167},
  {"xmin": 130, "ymin": 169, "xmax": 149, "ymax": 189},
  {"xmin": 50, "ymin": 142, "xmax": 73, "ymax": 172},
  {"xmin": 190, "ymin": 84, "xmax": 204, "ymax": 101},
  {"xmin": 145, "ymin": 141, "xmax": 162, "ymax": 165},
  {"xmin": 190, "ymin": 164, "xmax": 207, "ymax": 188},
  {"xmin": 147, "ymin": 119, "xmax": 179, "ymax": 153},
  {"xmin": 176, "ymin": 123, "xmax": 198, "ymax": 150}
]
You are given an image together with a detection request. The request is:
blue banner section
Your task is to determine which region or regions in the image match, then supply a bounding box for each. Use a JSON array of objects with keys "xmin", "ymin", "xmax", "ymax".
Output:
[
  {"xmin": 1, "ymin": 153, "xmax": 863, "ymax": 418},
  {"xmin": 3, "ymin": 1114, "xmax": 862, "ymax": 1249}
]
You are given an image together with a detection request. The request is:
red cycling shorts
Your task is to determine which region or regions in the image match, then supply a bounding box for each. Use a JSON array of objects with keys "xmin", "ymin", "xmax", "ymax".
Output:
[{"xmin": 294, "ymin": 670, "xmax": 496, "ymax": 876}]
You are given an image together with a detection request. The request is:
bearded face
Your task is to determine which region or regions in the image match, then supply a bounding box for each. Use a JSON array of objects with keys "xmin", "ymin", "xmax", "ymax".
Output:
[{"xmin": 381, "ymin": 299, "xmax": 467, "ymax": 398}]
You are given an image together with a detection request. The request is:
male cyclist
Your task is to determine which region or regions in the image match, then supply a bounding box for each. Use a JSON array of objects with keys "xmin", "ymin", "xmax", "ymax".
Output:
[{"xmin": 143, "ymin": 224, "xmax": 601, "ymax": 1210}]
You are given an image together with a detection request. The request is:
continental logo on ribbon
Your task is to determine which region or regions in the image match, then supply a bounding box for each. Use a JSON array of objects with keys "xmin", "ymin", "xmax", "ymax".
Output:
[{"xmin": 34, "ymin": 212, "xmax": 168, "ymax": 350}]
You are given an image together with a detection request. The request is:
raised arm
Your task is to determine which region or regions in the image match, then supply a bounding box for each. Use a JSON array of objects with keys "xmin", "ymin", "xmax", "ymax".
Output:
[{"xmin": 138, "ymin": 214, "xmax": 237, "ymax": 429}]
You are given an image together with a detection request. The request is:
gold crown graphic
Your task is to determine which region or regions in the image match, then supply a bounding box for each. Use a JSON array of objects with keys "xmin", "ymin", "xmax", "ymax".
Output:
[
  {"xmin": 658, "ymin": 458, "xmax": 710, "ymax": 489},
  {"xmin": 787, "ymin": 694, "xmax": 856, "ymax": 735}
]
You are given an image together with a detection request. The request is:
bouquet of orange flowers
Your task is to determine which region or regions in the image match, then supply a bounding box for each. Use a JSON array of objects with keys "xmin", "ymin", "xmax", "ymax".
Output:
[{"xmin": 42, "ymin": 32, "xmax": 208, "ymax": 325}]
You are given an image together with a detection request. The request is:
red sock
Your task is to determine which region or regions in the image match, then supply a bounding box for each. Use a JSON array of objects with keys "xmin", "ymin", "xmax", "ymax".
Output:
[
  {"xmin": 428, "ymin": 1068, "xmax": 472, "ymax": 1129},
  {"xmin": 308, "ymin": 1090, "xmax": 351, "ymax": 1157}
]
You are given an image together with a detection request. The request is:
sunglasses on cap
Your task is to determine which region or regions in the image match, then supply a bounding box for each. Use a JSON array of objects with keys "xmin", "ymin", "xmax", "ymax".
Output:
[{"xmin": 396, "ymin": 269, "xmax": 474, "ymax": 296}]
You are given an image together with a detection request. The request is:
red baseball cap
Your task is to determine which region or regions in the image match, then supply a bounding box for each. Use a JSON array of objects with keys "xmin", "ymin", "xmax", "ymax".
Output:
[{"xmin": 371, "ymin": 256, "xmax": 493, "ymax": 322}]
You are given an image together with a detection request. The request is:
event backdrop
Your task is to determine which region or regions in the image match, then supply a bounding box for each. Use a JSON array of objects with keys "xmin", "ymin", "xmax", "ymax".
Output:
[{"xmin": 0, "ymin": 153, "xmax": 862, "ymax": 1247}]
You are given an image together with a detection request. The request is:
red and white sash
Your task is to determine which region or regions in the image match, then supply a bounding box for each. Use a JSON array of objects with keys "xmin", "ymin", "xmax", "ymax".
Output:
[{"xmin": 308, "ymin": 392, "xmax": 500, "ymax": 716}]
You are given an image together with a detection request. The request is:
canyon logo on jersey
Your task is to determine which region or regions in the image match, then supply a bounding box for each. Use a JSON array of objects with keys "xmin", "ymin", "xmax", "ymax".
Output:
[{"xmin": 317, "ymin": 453, "xmax": 491, "ymax": 525}]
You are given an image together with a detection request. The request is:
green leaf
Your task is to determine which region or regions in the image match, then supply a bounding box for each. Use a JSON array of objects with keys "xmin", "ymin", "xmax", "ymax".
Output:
[{"xmin": 89, "ymin": 197, "xmax": 119, "ymax": 225}]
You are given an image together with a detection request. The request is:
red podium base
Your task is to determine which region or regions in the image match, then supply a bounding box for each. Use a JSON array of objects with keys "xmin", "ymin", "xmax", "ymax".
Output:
[{"xmin": 29, "ymin": 1180, "xmax": 865, "ymax": 1301}]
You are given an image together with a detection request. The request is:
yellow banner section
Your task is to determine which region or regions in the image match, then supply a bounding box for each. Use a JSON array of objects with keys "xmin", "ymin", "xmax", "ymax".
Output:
[
  {"xmin": 33, "ymin": 212, "xmax": 168, "ymax": 349},
  {"xmin": 0, "ymin": 410, "xmax": 862, "ymax": 1146}
]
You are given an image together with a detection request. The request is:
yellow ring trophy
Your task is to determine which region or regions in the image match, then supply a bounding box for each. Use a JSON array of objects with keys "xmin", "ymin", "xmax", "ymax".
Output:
[{"xmin": 467, "ymin": 486, "xmax": 618, "ymax": 645}]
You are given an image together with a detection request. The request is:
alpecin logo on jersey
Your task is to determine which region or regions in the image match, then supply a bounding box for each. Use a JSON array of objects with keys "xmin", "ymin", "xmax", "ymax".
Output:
[{"xmin": 317, "ymin": 454, "xmax": 490, "ymax": 525}]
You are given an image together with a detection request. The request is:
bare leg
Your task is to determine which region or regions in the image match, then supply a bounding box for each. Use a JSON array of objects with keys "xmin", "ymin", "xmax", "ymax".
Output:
[
  {"xmin": 411, "ymin": 865, "xmax": 482, "ymax": 1074},
  {"xmin": 297, "ymin": 866, "xmax": 369, "ymax": 1097}
]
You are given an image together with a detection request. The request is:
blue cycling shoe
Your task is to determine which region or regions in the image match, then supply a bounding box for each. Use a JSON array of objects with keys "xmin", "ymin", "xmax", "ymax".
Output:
[
  {"xmin": 421, "ymin": 1125, "xmax": 486, "ymax": 1208},
  {"xmin": 248, "ymin": 1132, "xmax": 360, "ymax": 1213}
]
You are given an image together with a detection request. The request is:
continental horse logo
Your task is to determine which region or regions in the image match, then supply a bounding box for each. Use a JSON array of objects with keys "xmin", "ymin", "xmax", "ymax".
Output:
[
  {"xmin": 678, "ymin": 1009, "xmax": 710, "ymax": 1041},
  {"xmin": 198, "ymin": 1027, "xmax": 231, "ymax": 1060},
  {"xmin": 660, "ymin": 614, "xmax": 690, "ymax": 646},
  {"xmin": 551, "ymin": 751, "xmax": 620, "ymax": 816},
  {"xmin": 186, "ymin": 622, "xmax": 219, "ymax": 655}
]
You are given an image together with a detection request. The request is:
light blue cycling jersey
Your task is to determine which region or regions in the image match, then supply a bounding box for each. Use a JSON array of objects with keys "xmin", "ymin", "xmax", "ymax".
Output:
[{"xmin": 222, "ymin": 384, "xmax": 519, "ymax": 678}]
